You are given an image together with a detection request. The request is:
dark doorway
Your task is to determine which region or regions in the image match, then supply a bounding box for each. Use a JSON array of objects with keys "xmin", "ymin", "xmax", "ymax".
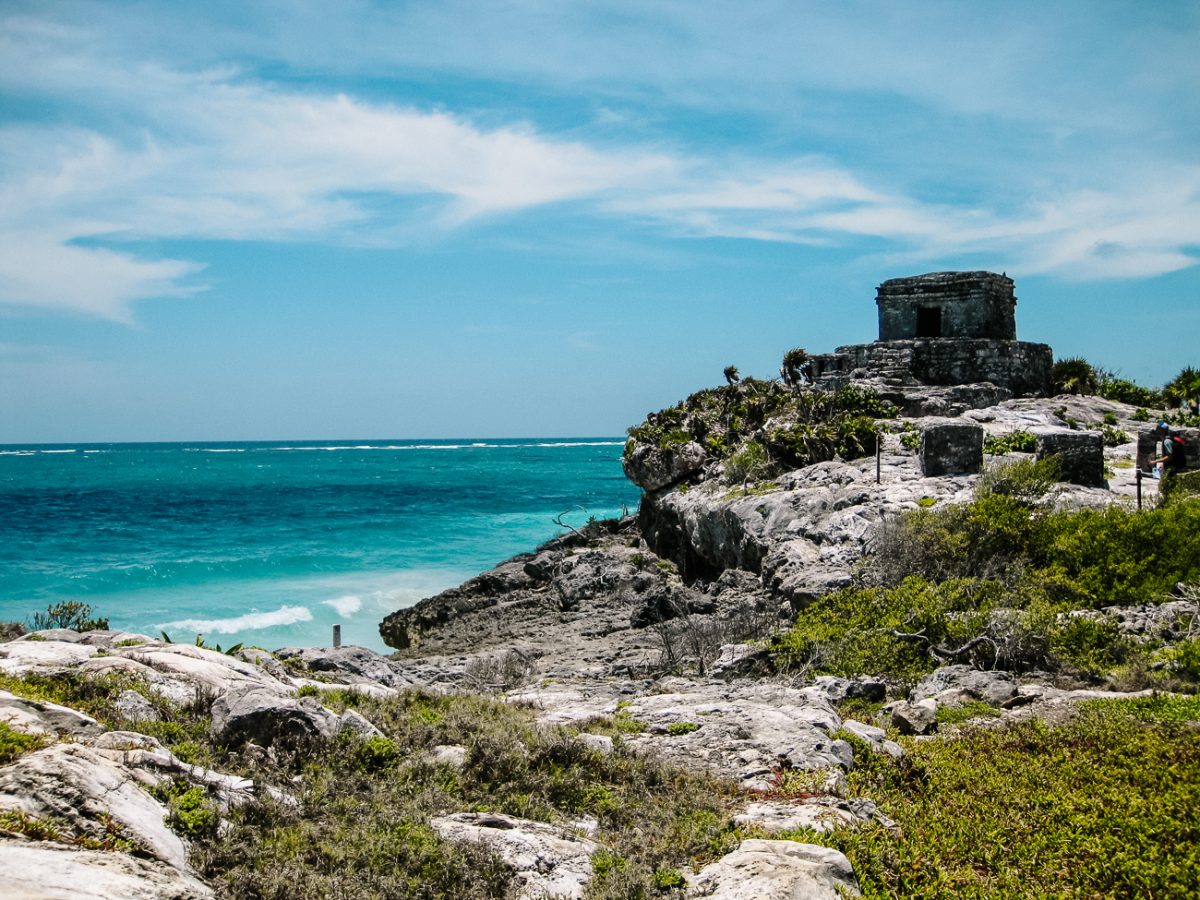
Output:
[{"xmin": 916, "ymin": 306, "xmax": 942, "ymax": 338}]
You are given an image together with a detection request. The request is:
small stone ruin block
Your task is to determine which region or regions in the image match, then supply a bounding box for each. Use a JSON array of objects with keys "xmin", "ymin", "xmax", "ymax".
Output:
[
  {"xmin": 1034, "ymin": 428, "xmax": 1104, "ymax": 486},
  {"xmin": 919, "ymin": 421, "xmax": 983, "ymax": 476}
]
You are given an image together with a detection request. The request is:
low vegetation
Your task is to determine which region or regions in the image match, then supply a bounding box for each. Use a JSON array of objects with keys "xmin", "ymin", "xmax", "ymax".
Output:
[
  {"xmin": 773, "ymin": 459, "xmax": 1200, "ymax": 688},
  {"xmin": 803, "ymin": 696, "xmax": 1200, "ymax": 898},
  {"xmin": 626, "ymin": 376, "xmax": 896, "ymax": 484}
]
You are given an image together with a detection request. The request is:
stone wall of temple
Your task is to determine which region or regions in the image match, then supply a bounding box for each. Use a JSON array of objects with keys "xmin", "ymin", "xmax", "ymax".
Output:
[
  {"xmin": 877, "ymin": 271, "xmax": 1017, "ymax": 341},
  {"xmin": 809, "ymin": 338, "xmax": 1053, "ymax": 397}
]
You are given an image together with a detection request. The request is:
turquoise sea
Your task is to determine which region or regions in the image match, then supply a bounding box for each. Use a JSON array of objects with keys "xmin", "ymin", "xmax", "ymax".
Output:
[{"xmin": 0, "ymin": 440, "xmax": 640, "ymax": 652}]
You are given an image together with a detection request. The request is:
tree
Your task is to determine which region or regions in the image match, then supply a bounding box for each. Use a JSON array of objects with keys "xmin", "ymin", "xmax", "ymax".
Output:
[
  {"xmin": 723, "ymin": 365, "xmax": 740, "ymax": 386},
  {"xmin": 780, "ymin": 348, "xmax": 811, "ymax": 387}
]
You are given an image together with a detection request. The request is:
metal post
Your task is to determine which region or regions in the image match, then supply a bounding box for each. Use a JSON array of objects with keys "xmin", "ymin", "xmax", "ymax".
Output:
[
  {"xmin": 1135, "ymin": 468, "xmax": 1142, "ymax": 511},
  {"xmin": 332, "ymin": 624, "xmax": 341, "ymax": 649}
]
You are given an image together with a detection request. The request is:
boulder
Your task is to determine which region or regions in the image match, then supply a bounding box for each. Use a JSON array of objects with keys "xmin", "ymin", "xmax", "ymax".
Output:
[
  {"xmin": 338, "ymin": 709, "xmax": 385, "ymax": 740},
  {"xmin": 430, "ymin": 744, "xmax": 468, "ymax": 769},
  {"xmin": 274, "ymin": 645, "xmax": 416, "ymax": 689},
  {"xmin": 0, "ymin": 689, "xmax": 106, "ymax": 738},
  {"xmin": 708, "ymin": 643, "xmax": 773, "ymax": 679},
  {"xmin": 431, "ymin": 812, "xmax": 598, "ymax": 900},
  {"xmin": 211, "ymin": 686, "xmax": 340, "ymax": 747},
  {"xmin": 889, "ymin": 699, "xmax": 938, "ymax": 735},
  {"xmin": 0, "ymin": 743, "xmax": 189, "ymax": 869},
  {"xmin": 839, "ymin": 719, "xmax": 903, "ymax": 758},
  {"xmin": 732, "ymin": 797, "xmax": 891, "ymax": 833},
  {"xmin": 623, "ymin": 441, "xmax": 707, "ymax": 491},
  {"xmin": 621, "ymin": 681, "xmax": 853, "ymax": 790},
  {"xmin": 687, "ymin": 839, "xmax": 860, "ymax": 898},
  {"xmin": 910, "ymin": 666, "xmax": 1018, "ymax": 707}
]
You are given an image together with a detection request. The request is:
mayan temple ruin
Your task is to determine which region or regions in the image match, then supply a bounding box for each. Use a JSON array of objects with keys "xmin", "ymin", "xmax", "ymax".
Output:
[{"xmin": 809, "ymin": 271, "xmax": 1054, "ymax": 409}]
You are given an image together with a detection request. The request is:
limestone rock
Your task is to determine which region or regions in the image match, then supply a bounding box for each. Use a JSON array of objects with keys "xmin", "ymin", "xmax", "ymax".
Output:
[
  {"xmin": 0, "ymin": 743, "xmax": 188, "ymax": 869},
  {"xmin": 621, "ymin": 681, "xmax": 852, "ymax": 790},
  {"xmin": 732, "ymin": 797, "xmax": 891, "ymax": 834},
  {"xmin": 0, "ymin": 839, "xmax": 215, "ymax": 899},
  {"xmin": 211, "ymin": 686, "xmax": 340, "ymax": 747},
  {"xmin": 623, "ymin": 440, "xmax": 707, "ymax": 491},
  {"xmin": 430, "ymin": 744, "xmax": 468, "ymax": 769},
  {"xmin": 708, "ymin": 643, "xmax": 773, "ymax": 679},
  {"xmin": 274, "ymin": 645, "xmax": 416, "ymax": 689},
  {"xmin": 431, "ymin": 812, "xmax": 599, "ymax": 900},
  {"xmin": 910, "ymin": 666, "xmax": 1018, "ymax": 707},
  {"xmin": 687, "ymin": 839, "xmax": 860, "ymax": 899},
  {"xmin": 839, "ymin": 719, "xmax": 903, "ymax": 758},
  {"xmin": 889, "ymin": 699, "xmax": 938, "ymax": 735},
  {"xmin": 575, "ymin": 733, "xmax": 615, "ymax": 755},
  {"xmin": 0, "ymin": 689, "xmax": 106, "ymax": 738},
  {"xmin": 114, "ymin": 689, "xmax": 161, "ymax": 723},
  {"xmin": 338, "ymin": 709, "xmax": 385, "ymax": 740}
]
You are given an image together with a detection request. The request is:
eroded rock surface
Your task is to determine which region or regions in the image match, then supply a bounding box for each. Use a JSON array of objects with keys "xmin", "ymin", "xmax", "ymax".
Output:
[
  {"xmin": 0, "ymin": 839, "xmax": 215, "ymax": 899},
  {"xmin": 431, "ymin": 812, "xmax": 599, "ymax": 900},
  {"xmin": 687, "ymin": 839, "xmax": 861, "ymax": 899}
]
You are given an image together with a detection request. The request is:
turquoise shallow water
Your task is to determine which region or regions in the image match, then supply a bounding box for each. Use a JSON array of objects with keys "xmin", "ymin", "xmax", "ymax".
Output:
[{"xmin": 0, "ymin": 439, "xmax": 640, "ymax": 651}]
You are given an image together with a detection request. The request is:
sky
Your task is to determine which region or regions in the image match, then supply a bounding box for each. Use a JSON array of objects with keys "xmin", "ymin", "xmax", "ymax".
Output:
[{"xmin": 1, "ymin": 0, "xmax": 1197, "ymax": 442}]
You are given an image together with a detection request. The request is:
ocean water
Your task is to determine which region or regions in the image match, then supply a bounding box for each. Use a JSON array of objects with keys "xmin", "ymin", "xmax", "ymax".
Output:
[{"xmin": 0, "ymin": 439, "xmax": 640, "ymax": 652}]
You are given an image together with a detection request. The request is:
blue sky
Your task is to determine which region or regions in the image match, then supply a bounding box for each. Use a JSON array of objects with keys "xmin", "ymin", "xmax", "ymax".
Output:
[{"xmin": 1, "ymin": 0, "xmax": 1197, "ymax": 442}]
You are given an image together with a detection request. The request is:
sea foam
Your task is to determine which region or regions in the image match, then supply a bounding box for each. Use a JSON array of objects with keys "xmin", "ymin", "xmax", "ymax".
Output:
[
  {"xmin": 159, "ymin": 604, "xmax": 314, "ymax": 635},
  {"xmin": 322, "ymin": 594, "xmax": 363, "ymax": 616}
]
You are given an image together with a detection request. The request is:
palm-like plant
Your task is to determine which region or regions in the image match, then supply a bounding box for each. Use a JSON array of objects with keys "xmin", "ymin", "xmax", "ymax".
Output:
[
  {"xmin": 780, "ymin": 348, "xmax": 811, "ymax": 387},
  {"xmin": 723, "ymin": 365, "xmax": 740, "ymax": 386},
  {"xmin": 1051, "ymin": 357, "xmax": 1098, "ymax": 396},
  {"xmin": 1164, "ymin": 366, "xmax": 1200, "ymax": 409}
]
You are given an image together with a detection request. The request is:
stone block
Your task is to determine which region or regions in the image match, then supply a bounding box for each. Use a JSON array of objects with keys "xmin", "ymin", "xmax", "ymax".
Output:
[
  {"xmin": 1034, "ymin": 428, "xmax": 1104, "ymax": 486},
  {"xmin": 919, "ymin": 420, "xmax": 983, "ymax": 476}
]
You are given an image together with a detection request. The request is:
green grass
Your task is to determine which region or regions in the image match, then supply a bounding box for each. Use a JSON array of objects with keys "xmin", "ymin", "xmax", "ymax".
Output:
[
  {"xmin": 934, "ymin": 700, "xmax": 1000, "ymax": 725},
  {"xmin": 807, "ymin": 698, "xmax": 1200, "ymax": 898},
  {"xmin": 0, "ymin": 721, "xmax": 45, "ymax": 764}
]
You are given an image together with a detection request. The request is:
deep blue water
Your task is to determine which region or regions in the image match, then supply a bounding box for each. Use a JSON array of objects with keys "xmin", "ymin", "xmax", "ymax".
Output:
[{"xmin": 0, "ymin": 439, "xmax": 640, "ymax": 651}]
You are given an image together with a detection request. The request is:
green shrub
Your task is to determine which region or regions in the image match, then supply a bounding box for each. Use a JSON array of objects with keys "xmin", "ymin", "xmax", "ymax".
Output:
[
  {"xmin": 1052, "ymin": 357, "xmax": 1098, "ymax": 395},
  {"xmin": 666, "ymin": 722, "xmax": 699, "ymax": 736},
  {"xmin": 811, "ymin": 699, "xmax": 1200, "ymax": 898},
  {"xmin": 351, "ymin": 735, "xmax": 401, "ymax": 773},
  {"xmin": 724, "ymin": 440, "xmax": 770, "ymax": 483},
  {"xmin": 934, "ymin": 700, "xmax": 1000, "ymax": 726},
  {"xmin": 982, "ymin": 431, "xmax": 1037, "ymax": 455},
  {"xmin": 0, "ymin": 721, "xmax": 45, "ymax": 764},
  {"xmin": 1160, "ymin": 470, "xmax": 1200, "ymax": 507},
  {"xmin": 29, "ymin": 601, "xmax": 108, "ymax": 633},
  {"xmin": 771, "ymin": 577, "xmax": 1007, "ymax": 683},
  {"xmin": 1100, "ymin": 378, "xmax": 1163, "ymax": 407}
]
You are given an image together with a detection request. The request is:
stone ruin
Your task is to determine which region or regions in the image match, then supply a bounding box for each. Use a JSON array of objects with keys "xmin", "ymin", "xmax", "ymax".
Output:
[{"xmin": 809, "ymin": 272, "xmax": 1053, "ymax": 414}]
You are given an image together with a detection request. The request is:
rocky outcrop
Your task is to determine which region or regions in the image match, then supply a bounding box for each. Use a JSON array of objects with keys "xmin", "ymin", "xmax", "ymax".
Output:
[
  {"xmin": 211, "ymin": 686, "xmax": 342, "ymax": 748},
  {"xmin": 0, "ymin": 839, "xmax": 215, "ymax": 899},
  {"xmin": 430, "ymin": 812, "xmax": 599, "ymax": 900},
  {"xmin": 687, "ymin": 839, "xmax": 861, "ymax": 899},
  {"xmin": 623, "ymin": 440, "xmax": 707, "ymax": 491}
]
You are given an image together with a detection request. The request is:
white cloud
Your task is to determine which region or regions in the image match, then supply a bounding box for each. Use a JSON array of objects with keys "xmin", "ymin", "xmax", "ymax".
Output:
[
  {"xmin": 0, "ymin": 230, "xmax": 203, "ymax": 322},
  {"xmin": 0, "ymin": 5, "xmax": 1197, "ymax": 320}
]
